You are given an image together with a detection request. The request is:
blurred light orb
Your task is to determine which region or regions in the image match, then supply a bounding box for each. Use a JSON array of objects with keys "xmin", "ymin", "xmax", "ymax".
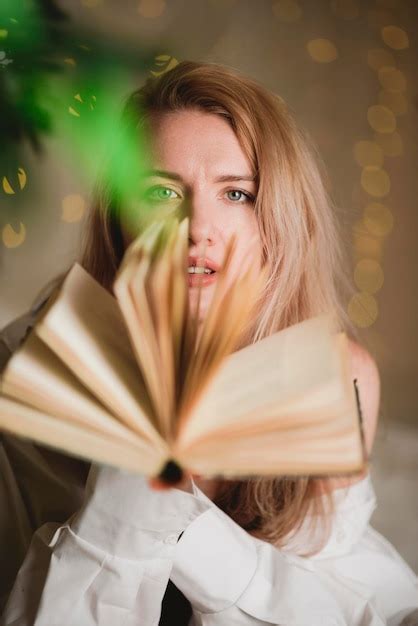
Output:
[
  {"xmin": 348, "ymin": 292, "xmax": 379, "ymax": 328},
  {"xmin": 353, "ymin": 234, "xmax": 383, "ymax": 261},
  {"xmin": 381, "ymin": 25, "xmax": 409, "ymax": 50},
  {"xmin": 361, "ymin": 166, "xmax": 390, "ymax": 197},
  {"xmin": 353, "ymin": 140, "xmax": 384, "ymax": 168},
  {"xmin": 272, "ymin": 0, "xmax": 302, "ymax": 21},
  {"xmin": 330, "ymin": 0, "xmax": 359, "ymax": 20},
  {"xmin": 363, "ymin": 202, "xmax": 394, "ymax": 237},
  {"xmin": 68, "ymin": 93, "xmax": 97, "ymax": 117},
  {"xmin": 378, "ymin": 66, "xmax": 407, "ymax": 92},
  {"xmin": 307, "ymin": 38, "xmax": 338, "ymax": 63},
  {"xmin": 2, "ymin": 167, "xmax": 27, "ymax": 195},
  {"xmin": 138, "ymin": 0, "xmax": 166, "ymax": 18},
  {"xmin": 0, "ymin": 30, "xmax": 8, "ymax": 39},
  {"xmin": 374, "ymin": 131, "xmax": 403, "ymax": 156},
  {"xmin": 367, "ymin": 48, "xmax": 395, "ymax": 71},
  {"xmin": 354, "ymin": 259, "xmax": 384, "ymax": 293},
  {"xmin": 151, "ymin": 54, "xmax": 179, "ymax": 76},
  {"xmin": 352, "ymin": 220, "xmax": 384, "ymax": 261},
  {"xmin": 62, "ymin": 194, "xmax": 87, "ymax": 223},
  {"xmin": 2, "ymin": 222, "xmax": 26, "ymax": 249},
  {"xmin": 367, "ymin": 104, "xmax": 396, "ymax": 133},
  {"xmin": 378, "ymin": 90, "xmax": 407, "ymax": 116}
]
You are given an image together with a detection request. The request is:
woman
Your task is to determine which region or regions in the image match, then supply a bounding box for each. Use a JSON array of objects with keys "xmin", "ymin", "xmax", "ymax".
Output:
[{"xmin": 1, "ymin": 61, "xmax": 417, "ymax": 625}]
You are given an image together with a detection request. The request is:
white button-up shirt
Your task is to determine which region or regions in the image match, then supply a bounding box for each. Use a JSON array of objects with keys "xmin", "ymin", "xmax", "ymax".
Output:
[{"xmin": 1, "ymin": 287, "xmax": 418, "ymax": 626}]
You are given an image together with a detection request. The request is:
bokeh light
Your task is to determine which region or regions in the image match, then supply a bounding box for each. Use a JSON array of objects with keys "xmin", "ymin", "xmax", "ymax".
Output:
[
  {"xmin": 307, "ymin": 39, "xmax": 338, "ymax": 63},
  {"xmin": 61, "ymin": 194, "xmax": 87, "ymax": 223},
  {"xmin": 272, "ymin": 0, "xmax": 302, "ymax": 21},
  {"xmin": 381, "ymin": 25, "xmax": 409, "ymax": 50},
  {"xmin": 352, "ymin": 219, "xmax": 384, "ymax": 261},
  {"xmin": 354, "ymin": 259, "xmax": 384, "ymax": 293},
  {"xmin": 378, "ymin": 66, "xmax": 407, "ymax": 92},
  {"xmin": 367, "ymin": 48, "xmax": 395, "ymax": 71},
  {"xmin": 367, "ymin": 104, "xmax": 396, "ymax": 133},
  {"xmin": 348, "ymin": 292, "xmax": 379, "ymax": 328},
  {"xmin": 353, "ymin": 140, "xmax": 384, "ymax": 168},
  {"xmin": 361, "ymin": 166, "xmax": 391, "ymax": 197},
  {"xmin": 363, "ymin": 202, "xmax": 394, "ymax": 237},
  {"xmin": 374, "ymin": 131, "xmax": 403, "ymax": 156},
  {"xmin": 2, "ymin": 223, "xmax": 26, "ymax": 249}
]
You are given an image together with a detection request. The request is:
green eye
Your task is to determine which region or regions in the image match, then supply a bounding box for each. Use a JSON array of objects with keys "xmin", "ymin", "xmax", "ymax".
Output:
[{"xmin": 145, "ymin": 186, "xmax": 180, "ymax": 202}]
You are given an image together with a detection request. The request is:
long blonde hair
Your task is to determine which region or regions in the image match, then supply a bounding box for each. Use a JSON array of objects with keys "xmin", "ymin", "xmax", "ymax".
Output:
[{"xmin": 80, "ymin": 60, "xmax": 357, "ymax": 554}]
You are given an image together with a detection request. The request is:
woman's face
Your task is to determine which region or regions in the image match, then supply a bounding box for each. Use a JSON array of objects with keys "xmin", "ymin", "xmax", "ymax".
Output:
[{"xmin": 123, "ymin": 109, "xmax": 263, "ymax": 321}]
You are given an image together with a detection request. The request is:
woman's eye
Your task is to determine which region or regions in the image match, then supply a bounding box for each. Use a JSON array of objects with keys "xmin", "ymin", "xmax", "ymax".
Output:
[
  {"xmin": 226, "ymin": 189, "xmax": 255, "ymax": 204},
  {"xmin": 144, "ymin": 186, "xmax": 181, "ymax": 202}
]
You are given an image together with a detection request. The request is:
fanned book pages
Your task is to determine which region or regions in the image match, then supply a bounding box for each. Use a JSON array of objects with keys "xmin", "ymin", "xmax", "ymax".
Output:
[{"xmin": 0, "ymin": 218, "xmax": 368, "ymax": 485}]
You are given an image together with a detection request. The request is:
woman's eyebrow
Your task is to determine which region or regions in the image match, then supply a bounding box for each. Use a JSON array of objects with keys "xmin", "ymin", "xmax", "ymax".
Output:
[{"xmin": 144, "ymin": 169, "xmax": 256, "ymax": 183}]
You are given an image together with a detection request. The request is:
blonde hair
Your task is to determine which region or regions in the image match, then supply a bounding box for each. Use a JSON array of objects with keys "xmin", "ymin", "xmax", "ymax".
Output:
[{"xmin": 80, "ymin": 60, "xmax": 357, "ymax": 555}]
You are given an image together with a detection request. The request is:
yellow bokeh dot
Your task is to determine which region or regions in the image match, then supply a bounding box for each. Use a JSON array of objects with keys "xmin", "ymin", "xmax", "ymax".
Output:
[
  {"xmin": 378, "ymin": 66, "xmax": 407, "ymax": 92},
  {"xmin": 361, "ymin": 166, "xmax": 391, "ymax": 197},
  {"xmin": 2, "ymin": 167, "xmax": 27, "ymax": 194},
  {"xmin": 354, "ymin": 259, "xmax": 384, "ymax": 293},
  {"xmin": 64, "ymin": 57, "xmax": 77, "ymax": 66},
  {"xmin": 61, "ymin": 194, "xmax": 87, "ymax": 223},
  {"xmin": 352, "ymin": 219, "xmax": 384, "ymax": 261},
  {"xmin": 381, "ymin": 25, "xmax": 409, "ymax": 50},
  {"xmin": 363, "ymin": 202, "xmax": 394, "ymax": 237},
  {"xmin": 353, "ymin": 233, "xmax": 383, "ymax": 262},
  {"xmin": 374, "ymin": 131, "xmax": 403, "ymax": 156},
  {"xmin": 367, "ymin": 104, "xmax": 396, "ymax": 133},
  {"xmin": 151, "ymin": 55, "xmax": 179, "ymax": 76},
  {"xmin": 378, "ymin": 90, "xmax": 408, "ymax": 116},
  {"xmin": 138, "ymin": 0, "xmax": 166, "ymax": 18},
  {"xmin": 0, "ymin": 29, "xmax": 8, "ymax": 38},
  {"xmin": 330, "ymin": 0, "xmax": 359, "ymax": 20},
  {"xmin": 348, "ymin": 292, "xmax": 379, "ymax": 328},
  {"xmin": 367, "ymin": 48, "xmax": 395, "ymax": 71},
  {"xmin": 272, "ymin": 0, "xmax": 302, "ymax": 21},
  {"xmin": 307, "ymin": 38, "xmax": 338, "ymax": 63},
  {"xmin": 2, "ymin": 222, "xmax": 26, "ymax": 249},
  {"xmin": 353, "ymin": 140, "xmax": 384, "ymax": 168}
]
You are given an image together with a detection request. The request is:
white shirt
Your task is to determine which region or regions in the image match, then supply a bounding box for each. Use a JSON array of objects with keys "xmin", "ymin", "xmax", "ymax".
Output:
[{"xmin": 1, "ymin": 287, "xmax": 418, "ymax": 626}]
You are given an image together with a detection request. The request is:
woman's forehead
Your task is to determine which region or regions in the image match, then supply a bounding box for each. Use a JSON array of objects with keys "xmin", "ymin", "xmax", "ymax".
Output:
[{"xmin": 148, "ymin": 110, "xmax": 254, "ymax": 178}]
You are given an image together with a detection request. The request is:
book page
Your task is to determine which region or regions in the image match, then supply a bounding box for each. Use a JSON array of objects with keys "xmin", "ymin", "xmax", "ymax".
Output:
[
  {"xmin": 178, "ymin": 315, "xmax": 340, "ymax": 447},
  {"xmin": 0, "ymin": 395, "xmax": 165, "ymax": 476},
  {"xmin": 1, "ymin": 333, "xmax": 165, "ymax": 453},
  {"xmin": 35, "ymin": 263, "xmax": 164, "ymax": 448},
  {"xmin": 175, "ymin": 402, "xmax": 365, "ymax": 477}
]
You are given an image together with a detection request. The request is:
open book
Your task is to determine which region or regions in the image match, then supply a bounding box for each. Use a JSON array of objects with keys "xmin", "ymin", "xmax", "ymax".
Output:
[{"xmin": 0, "ymin": 218, "xmax": 367, "ymax": 485}]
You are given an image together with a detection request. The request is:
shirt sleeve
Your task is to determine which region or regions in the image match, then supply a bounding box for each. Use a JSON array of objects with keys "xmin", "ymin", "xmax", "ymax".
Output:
[
  {"xmin": 171, "ymin": 474, "xmax": 418, "ymax": 626},
  {"xmin": 1, "ymin": 465, "xmax": 212, "ymax": 626}
]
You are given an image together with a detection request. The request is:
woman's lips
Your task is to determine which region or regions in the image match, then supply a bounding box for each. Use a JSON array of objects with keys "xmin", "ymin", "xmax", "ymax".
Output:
[{"xmin": 187, "ymin": 271, "xmax": 217, "ymax": 288}]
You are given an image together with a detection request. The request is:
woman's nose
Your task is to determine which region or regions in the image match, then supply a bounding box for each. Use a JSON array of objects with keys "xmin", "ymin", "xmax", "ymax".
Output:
[{"xmin": 187, "ymin": 195, "xmax": 216, "ymax": 247}]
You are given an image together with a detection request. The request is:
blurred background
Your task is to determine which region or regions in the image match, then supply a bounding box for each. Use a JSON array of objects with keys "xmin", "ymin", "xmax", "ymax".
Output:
[{"xmin": 0, "ymin": 0, "xmax": 417, "ymax": 570}]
